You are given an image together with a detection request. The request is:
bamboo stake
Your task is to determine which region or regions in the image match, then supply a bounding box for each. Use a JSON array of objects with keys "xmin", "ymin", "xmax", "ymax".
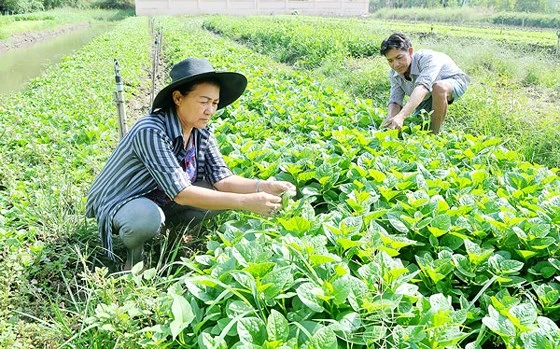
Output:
[{"xmin": 150, "ymin": 30, "xmax": 161, "ymax": 109}]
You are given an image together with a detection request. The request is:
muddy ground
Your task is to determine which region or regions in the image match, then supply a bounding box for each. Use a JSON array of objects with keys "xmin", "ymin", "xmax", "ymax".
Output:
[{"xmin": 0, "ymin": 22, "xmax": 90, "ymax": 54}]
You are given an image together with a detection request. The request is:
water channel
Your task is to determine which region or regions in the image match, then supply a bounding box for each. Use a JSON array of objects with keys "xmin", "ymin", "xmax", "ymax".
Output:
[{"xmin": 0, "ymin": 22, "xmax": 115, "ymax": 96}]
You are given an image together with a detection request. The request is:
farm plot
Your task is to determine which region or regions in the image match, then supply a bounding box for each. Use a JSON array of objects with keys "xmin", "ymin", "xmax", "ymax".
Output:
[
  {"xmin": 203, "ymin": 15, "xmax": 560, "ymax": 168},
  {"xmin": 0, "ymin": 8, "xmax": 132, "ymax": 51},
  {"xmin": 0, "ymin": 15, "xmax": 152, "ymax": 347},
  {"xmin": 0, "ymin": 15, "xmax": 559, "ymax": 349}
]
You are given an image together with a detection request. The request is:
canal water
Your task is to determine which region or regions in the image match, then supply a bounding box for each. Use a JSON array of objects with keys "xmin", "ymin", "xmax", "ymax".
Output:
[{"xmin": 0, "ymin": 22, "xmax": 114, "ymax": 96}]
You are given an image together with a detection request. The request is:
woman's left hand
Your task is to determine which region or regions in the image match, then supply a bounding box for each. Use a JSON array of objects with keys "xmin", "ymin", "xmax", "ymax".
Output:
[{"xmin": 262, "ymin": 180, "xmax": 296, "ymax": 196}]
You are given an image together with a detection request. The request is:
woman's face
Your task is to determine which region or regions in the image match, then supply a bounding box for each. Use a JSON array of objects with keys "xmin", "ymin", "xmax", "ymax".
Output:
[{"xmin": 173, "ymin": 82, "xmax": 220, "ymax": 131}]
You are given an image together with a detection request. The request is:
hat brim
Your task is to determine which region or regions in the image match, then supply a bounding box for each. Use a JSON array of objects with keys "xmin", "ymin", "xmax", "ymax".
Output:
[{"xmin": 151, "ymin": 71, "xmax": 247, "ymax": 111}]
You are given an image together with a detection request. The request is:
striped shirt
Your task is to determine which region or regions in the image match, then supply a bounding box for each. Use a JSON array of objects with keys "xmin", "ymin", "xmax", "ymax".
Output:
[
  {"xmin": 86, "ymin": 107, "xmax": 232, "ymax": 259},
  {"xmin": 388, "ymin": 49, "xmax": 470, "ymax": 107}
]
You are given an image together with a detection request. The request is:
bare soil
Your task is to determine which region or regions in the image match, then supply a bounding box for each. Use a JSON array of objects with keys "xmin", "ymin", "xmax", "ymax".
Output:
[
  {"xmin": 125, "ymin": 42, "xmax": 167, "ymax": 123},
  {"xmin": 0, "ymin": 22, "xmax": 90, "ymax": 54}
]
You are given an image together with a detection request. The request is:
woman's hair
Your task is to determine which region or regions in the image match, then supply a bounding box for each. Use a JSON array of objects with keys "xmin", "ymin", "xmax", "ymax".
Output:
[
  {"xmin": 170, "ymin": 77, "xmax": 221, "ymax": 105},
  {"xmin": 380, "ymin": 33, "xmax": 412, "ymax": 56}
]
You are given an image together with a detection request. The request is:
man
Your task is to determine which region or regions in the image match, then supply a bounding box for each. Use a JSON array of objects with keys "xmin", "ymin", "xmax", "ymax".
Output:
[{"xmin": 380, "ymin": 32, "xmax": 469, "ymax": 134}]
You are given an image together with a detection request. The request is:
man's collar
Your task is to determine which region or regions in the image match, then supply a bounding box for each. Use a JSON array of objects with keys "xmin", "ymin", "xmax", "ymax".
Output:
[{"xmin": 409, "ymin": 52, "xmax": 420, "ymax": 76}]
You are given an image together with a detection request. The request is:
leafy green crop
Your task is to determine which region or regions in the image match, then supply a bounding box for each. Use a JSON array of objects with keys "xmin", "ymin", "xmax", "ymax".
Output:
[
  {"xmin": 73, "ymin": 16, "xmax": 557, "ymax": 349},
  {"xmin": 0, "ymin": 14, "xmax": 558, "ymax": 349},
  {"xmin": 0, "ymin": 15, "xmax": 151, "ymax": 347}
]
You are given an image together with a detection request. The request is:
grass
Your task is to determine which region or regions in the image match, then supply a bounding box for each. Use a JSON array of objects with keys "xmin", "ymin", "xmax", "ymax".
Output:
[
  {"xmin": 0, "ymin": 14, "xmax": 152, "ymax": 347},
  {"xmin": 371, "ymin": 6, "xmax": 496, "ymax": 24},
  {"xmin": 0, "ymin": 8, "xmax": 134, "ymax": 40}
]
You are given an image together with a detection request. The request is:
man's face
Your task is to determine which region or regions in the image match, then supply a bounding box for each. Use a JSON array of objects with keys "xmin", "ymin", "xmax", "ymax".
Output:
[{"xmin": 384, "ymin": 47, "xmax": 413, "ymax": 76}]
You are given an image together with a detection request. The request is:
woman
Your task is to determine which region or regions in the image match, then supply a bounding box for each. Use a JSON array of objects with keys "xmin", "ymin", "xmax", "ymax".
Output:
[{"xmin": 86, "ymin": 58, "xmax": 295, "ymax": 270}]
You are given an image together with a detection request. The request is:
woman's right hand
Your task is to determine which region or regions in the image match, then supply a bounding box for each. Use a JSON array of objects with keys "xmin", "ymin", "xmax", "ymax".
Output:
[{"xmin": 245, "ymin": 192, "xmax": 282, "ymax": 217}]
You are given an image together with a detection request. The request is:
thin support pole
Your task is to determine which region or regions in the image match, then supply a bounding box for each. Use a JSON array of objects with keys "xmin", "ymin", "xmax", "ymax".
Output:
[
  {"xmin": 556, "ymin": 31, "xmax": 560, "ymax": 57},
  {"xmin": 114, "ymin": 58, "xmax": 127, "ymax": 139},
  {"xmin": 149, "ymin": 29, "xmax": 162, "ymax": 112}
]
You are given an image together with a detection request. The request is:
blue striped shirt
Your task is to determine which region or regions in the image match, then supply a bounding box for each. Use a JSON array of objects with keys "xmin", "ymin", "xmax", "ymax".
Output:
[{"xmin": 86, "ymin": 107, "xmax": 232, "ymax": 258}]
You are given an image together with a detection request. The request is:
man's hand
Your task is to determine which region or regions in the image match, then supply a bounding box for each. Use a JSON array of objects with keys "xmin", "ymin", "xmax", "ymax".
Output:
[{"xmin": 381, "ymin": 114, "xmax": 405, "ymax": 130}]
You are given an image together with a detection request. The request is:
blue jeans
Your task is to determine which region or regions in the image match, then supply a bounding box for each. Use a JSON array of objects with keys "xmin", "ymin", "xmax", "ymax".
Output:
[{"xmin": 112, "ymin": 181, "xmax": 222, "ymax": 269}]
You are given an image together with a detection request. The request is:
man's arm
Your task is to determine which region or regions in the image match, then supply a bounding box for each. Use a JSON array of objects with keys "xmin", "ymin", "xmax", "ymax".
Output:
[
  {"xmin": 397, "ymin": 84, "xmax": 429, "ymax": 118},
  {"xmin": 388, "ymin": 103, "xmax": 402, "ymax": 118},
  {"xmin": 381, "ymin": 85, "xmax": 429, "ymax": 130}
]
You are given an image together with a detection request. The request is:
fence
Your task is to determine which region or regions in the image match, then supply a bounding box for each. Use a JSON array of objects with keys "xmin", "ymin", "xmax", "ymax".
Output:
[{"xmin": 135, "ymin": 0, "xmax": 369, "ymax": 16}]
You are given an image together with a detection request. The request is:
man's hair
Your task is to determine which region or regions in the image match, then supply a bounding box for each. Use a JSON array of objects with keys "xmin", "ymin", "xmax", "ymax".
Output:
[{"xmin": 380, "ymin": 33, "xmax": 412, "ymax": 56}]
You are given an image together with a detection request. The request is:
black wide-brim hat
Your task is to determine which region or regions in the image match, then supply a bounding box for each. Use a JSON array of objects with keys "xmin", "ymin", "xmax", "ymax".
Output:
[{"xmin": 152, "ymin": 58, "xmax": 247, "ymax": 111}]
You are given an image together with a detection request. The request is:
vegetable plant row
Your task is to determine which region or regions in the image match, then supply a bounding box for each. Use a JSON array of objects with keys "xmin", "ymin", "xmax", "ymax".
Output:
[
  {"xmin": 75, "ymin": 17, "xmax": 559, "ymax": 348},
  {"xmin": 202, "ymin": 15, "xmax": 559, "ymax": 65},
  {"xmin": 0, "ymin": 15, "xmax": 558, "ymax": 349},
  {"xmin": 202, "ymin": 16, "xmax": 382, "ymax": 68},
  {"xmin": 0, "ymin": 16, "xmax": 152, "ymax": 347},
  {"xmin": 203, "ymin": 15, "xmax": 560, "ymax": 169}
]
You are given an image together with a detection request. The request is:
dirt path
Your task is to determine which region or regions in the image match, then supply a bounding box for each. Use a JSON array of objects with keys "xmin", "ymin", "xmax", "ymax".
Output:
[
  {"xmin": 0, "ymin": 22, "xmax": 90, "ymax": 54},
  {"xmin": 126, "ymin": 40, "xmax": 167, "ymax": 123}
]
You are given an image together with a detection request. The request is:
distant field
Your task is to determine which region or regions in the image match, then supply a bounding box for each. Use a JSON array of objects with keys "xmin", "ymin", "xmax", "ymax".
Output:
[
  {"xmin": 204, "ymin": 15, "xmax": 560, "ymax": 167},
  {"xmin": 0, "ymin": 8, "xmax": 132, "ymax": 40},
  {"xmin": 372, "ymin": 7, "xmax": 560, "ymax": 29}
]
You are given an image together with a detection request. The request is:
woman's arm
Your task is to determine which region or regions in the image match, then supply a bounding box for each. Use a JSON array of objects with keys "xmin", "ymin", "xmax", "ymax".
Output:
[
  {"xmin": 173, "ymin": 184, "xmax": 282, "ymax": 216},
  {"xmin": 213, "ymin": 175, "xmax": 295, "ymax": 195}
]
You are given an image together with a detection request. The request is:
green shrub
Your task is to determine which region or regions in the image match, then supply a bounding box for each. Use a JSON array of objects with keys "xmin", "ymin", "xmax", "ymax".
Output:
[
  {"xmin": 1, "ymin": 0, "xmax": 44, "ymax": 13},
  {"xmin": 491, "ymin": 12, "xmax": 560, "ymax": 28},
  {"xmin": 94, "ymin": 0, "xmax": 134, "ymax": 10}
]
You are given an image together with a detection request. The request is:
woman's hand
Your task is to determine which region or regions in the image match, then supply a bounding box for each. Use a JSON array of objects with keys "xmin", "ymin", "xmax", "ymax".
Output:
[
  {"xmin": 261, "ymin": 180, "xmax": 296, "ymax": 196},
  {"xmin": 245, "ymin": 192, "xmax": 283, "ymax": 217}
]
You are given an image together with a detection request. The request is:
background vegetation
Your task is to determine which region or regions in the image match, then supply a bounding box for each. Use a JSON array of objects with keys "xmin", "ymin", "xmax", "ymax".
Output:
[
  {"xmin": 0, "ymin": 0, "xmax": 133, "ymax": 13},
  {"xmin": 369, "ymin": 0, "xmax": 560, "ymax": 14},
  {"xmin": 0, "ymin": 8, "xmax": 132, "ymax": 39},
  {"xmin": 372, "ymin": 6, "xmax": 560, "ymax": 27}
]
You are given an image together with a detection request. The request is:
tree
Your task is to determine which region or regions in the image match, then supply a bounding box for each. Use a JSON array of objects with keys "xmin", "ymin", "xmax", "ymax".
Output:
[{"xmin": 515, "ymin": 0, "xmax": 548, "ymax": 12}]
